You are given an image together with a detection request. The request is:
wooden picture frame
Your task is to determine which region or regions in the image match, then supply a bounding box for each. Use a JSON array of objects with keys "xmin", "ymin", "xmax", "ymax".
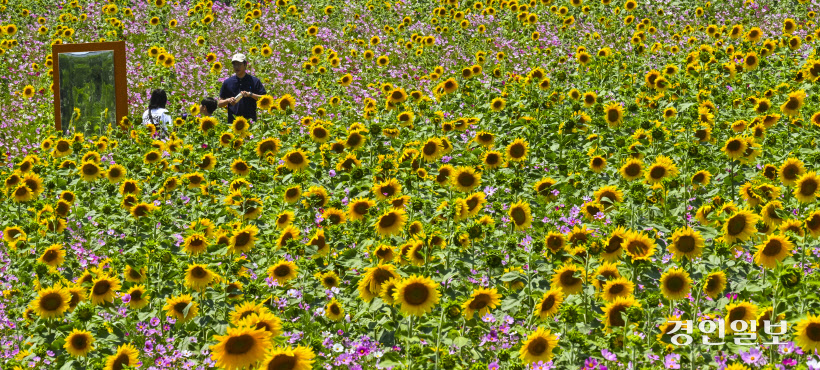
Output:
[{"xmin": 52, "ymin": 41, "xmax": 127, "ymax": 134}]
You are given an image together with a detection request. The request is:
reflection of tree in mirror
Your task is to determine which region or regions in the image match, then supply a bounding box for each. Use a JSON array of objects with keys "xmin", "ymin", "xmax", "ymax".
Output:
[{"xmin": 58, "ymin": 50, "xmax": 116, "ymax": 135}]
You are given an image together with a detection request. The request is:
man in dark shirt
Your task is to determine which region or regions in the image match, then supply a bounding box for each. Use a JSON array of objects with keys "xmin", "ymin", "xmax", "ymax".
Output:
[{"xmin": 218, "ymin": 53, "xmax": 266, "ymax": 123}]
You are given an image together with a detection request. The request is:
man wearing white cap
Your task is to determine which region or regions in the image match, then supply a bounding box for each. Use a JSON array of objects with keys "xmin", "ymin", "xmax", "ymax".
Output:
[{"xmin": 217, "ymin": 53, "xmax": 267, "ymax": 124}]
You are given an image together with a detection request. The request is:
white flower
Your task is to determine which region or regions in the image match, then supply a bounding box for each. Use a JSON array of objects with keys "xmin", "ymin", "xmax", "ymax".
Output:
[
  {"xmin": 373, "ymin": 351, "xmax": 383, "ymax": 359},
  {"xmin": 332, "ymin": 343, "xmax": 344, "ymax": 353}
]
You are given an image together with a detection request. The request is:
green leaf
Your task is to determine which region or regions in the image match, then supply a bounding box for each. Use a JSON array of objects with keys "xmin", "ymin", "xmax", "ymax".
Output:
[
  {"xmin": 500, "ymin": 271, "xmax": 523, "ymax": 282},
  {"xmin": 378, "ymin": 351, "xmax": 403, "ymax": 368}
]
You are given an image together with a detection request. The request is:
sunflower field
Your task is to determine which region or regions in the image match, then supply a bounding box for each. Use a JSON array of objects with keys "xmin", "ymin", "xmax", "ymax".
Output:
[{"xmin": 3, "ymin": 0, "xmax": 820, "ymax": 369}]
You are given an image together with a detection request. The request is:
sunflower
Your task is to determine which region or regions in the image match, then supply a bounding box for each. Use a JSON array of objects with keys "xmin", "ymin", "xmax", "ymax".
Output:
[
  {"xmin": 619, "ymin": 159, "xmax": 643, "ymax": 181},
  {"xmin": 721, "ymin": 136, "xmax": 747, "ymax": 160},
  {"xmin": 230, "ymin": 301, "xmax": 269, "ymax": 324},
  {"xmin": 104, "ymin": 343, "xmax": 139, "ymax": 370},
  {"xmin": 753, "ymin": 234, "xmax": 793, "ymax": 269},
  {"xmin": 267, "ymin": 260, "xmax": 298, "ymax": 285},
  {"xmin": 211, "ymin": 326, "xmax": 272, "ymax": 370},
  {"xmin": 419, "ymin": 138, "xmax": 443, "ymax": 162},
  {"xmin": 39, "ymin": 244, "xmax": 66, "ymax": 268},
  {"xmin": 602, "ymin": 296, "xmax": 641, "ymax": 330},
  {"xmin": 603, "ymin": 102, "xmax": 624, "ymax": 127},
  {"xmin": 601, "ymin": 277, "xmax": 634, "ymax": 302},
  {"xmin": 275, "ymin": 225, "xmax": 299, "ymax": 248},
  {"xmin": 779, "ymin": 158, "xmax": 805, "ymax": 186},
  {"xmin": 164, "ymin": 294, "xmax": 199, "ymax": 323},
  {"xmin": 781, "ymin": 90, "xmax": 805, "ymax": 116},
  {"xmin": 90, "ymin": 275, "xmax": 121, "ymax": 305},
  {"xmin": 806, "ymin": 211, "xmax": 820, "ymax": 238},
  {"xmin": 794, "ymin": 172, "xmax": 820, "ymax": 203},
  {"xmin": 309, "ymin": 229, "xmax": 328, "ymax": 256},
  {"xmin": 78, "ymin": 161, "xmax": 102, "ymax": 182},
  {"xmin": 534, "ymin": 290, "xmax": 564, "ymax": 320},
  {"xmin": 621, "ymin": 230, "xmax": 656, "ymax": 261},
  {"xmin": 130, "ymin": 202, "xmax": 155, "ymax": 218},
  {"xmin": 257, "ymin": 95, "xmax": 275, "ymax": 111},
  {"xmin": 30, "ymin": 285, "xmax": 71, "ymax": 318},
  {"xmin": 461, "ymin": 288, "xmax": 502, "ymax": 320},
  {"xmin": 282, "ymin": 186, "xmax": 302, "ymax": 204},
  {"xmin": 66, "ymin": 285, "xmax": 85, "ymax": 311},
  {"xmin": 722, "ymin": 208, "xmax": 759, "ymax": 244},
  {"xmin": 183, "ymin": 233, "xmax": 208, "ymax": 255},
  {"xmin": 794, "ymin": 314, "xmax": 820, "ymax": 352},
  {"xmin": 126, "ymin": 285, "xmax": 150, "ymax": 309},
  {"xmin": 358, "ymin": 264, "xmax": 399, "ymax": 301},
  {"xmin": 645, "ymin": 155, "xmax": 678, "ymax": 184},
  {"xmin": 238, "ymin": 311, "xmax": 283, "ymax": 338},
  {"xmin": 551, "ymin": 263, "xmax": 584, "ymax": 295},
  {"xmin": 519, "ymin": 327, "xmax": 559, "ymax": 364},
  {"xmin": 228, "ymin": 224, "xmax": 258, "ymax": 254},
  {"xmin": 508, "ymin": 200, "xmax": 532, "ymax": 231},
  {"xmin": 372, "ymin": 178, "xmax": 401, "ymax": 200},
  {"xmin": 277, "ymin": 94, "xmax": 296, "ymax": 111},
  {"xmin": 451, "ymin": 166, "xmax": 482, "ymax": 193},
  {"xmin": 347, "ymin": 198, "xmax": 375, "ymax": 221},
  {"xmin": 659, "ymin": 267, "xmax": 692, "ymax": 301},
  {"xmin": 725, "ymin": 302, "xmax": 758, "ymax": 330},
  {"xmin": 505, "ymin": 138, "xmax": 528, "ymax": 162},
  {"xmin": 668, "ymin": 227, "xmax": 704, "ymax": 260},
  {"xmin": 123, "ymin": 265, "xmax": 147, "ymax": 283},
  {"xmin": 479, "ymin": 150, "xmax": 503, "ymax": 170},
  {"xmin": 258, "ymin": 346, "xmax": 316, "ymax": 370},
  {"xmin": 394, "ymin": 275, "xmax": 440, "ymax": 316},
  {"xmin": 374, "ymin": 209, "xmax": 406, "ymax": 237},
  {"xmin": 63, "ymin": 329, "xmax": 94, "ymax": 357},
  {"xmin": 185, "ymin": 264, "xmax": 220, "ymax": 291},
  {"xmin": 590, "ymin": 187, "xmax": 621, "ymax": 212}
]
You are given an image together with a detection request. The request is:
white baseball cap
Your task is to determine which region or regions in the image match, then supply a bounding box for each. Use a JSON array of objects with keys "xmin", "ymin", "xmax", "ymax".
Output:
[{"xmin": 231, "ymin": 53, "xmax": 247, "ymax": 63}]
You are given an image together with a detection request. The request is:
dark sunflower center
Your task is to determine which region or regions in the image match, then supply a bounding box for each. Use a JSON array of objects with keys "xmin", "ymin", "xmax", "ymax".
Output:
[
  {"xmin": 131, "ymin": 290, "xmax": 142, "ymax": 301},
  {"xmin": 353, "ymin": 202, "xmax": 370, "ymax": 215},
  {"xmin": 541, "ymin": 295, "xmax": 556, "ymax": 311},
  {"xmin": 677, "ymin": 235, "xmax": 696, "ymax": 253},
  {"xmin": 234, "ymin": 232, "xmax": 251, "ymax": 247},
  {"xmin": 509, "ymin": 144, "xmax": 525, "ymax": 158},
  {"xmin": 266, "ymin": 354, "xmax": 297, "ymax": 370},
  {"xmin": 785, "ymin": 97, "xmax": 800, "ymax": 110},
  {"xmin": 82, "ymin": 163, "xmax": 98, "ymax": 176},
  {"xmin": 43, "ymin": 249, "xmax": 58, "ymax": 262},
  {"xmin": 800, "ymin": 179, "xmax": 818, "ymax": 196},
  {"xmin": 225, "ymin": 334, "xmax": 256, "ymax": 355},
  {"xmin": 274, "ymin": 265, "xmax": 291, "ymax": 277},
  {"xmin": 379, "ymin": 213, "xmax": 398, "ymax": 228},
  {"xmin": 807, "ymin": 215, "xmax": 820, "ymax": 230},
  {"xmin": 191, "ymin": 266, "xmax": 207, "ymax": 279},
  {"xmin": 510, "ymin": 207, "xmax": 527, "ymax": 225},
  {"xmin": 323, "ymin": 277, "xmax": 337, "ymax": 287},
  {"xmin": 40, "ymin": 292, "xmax": 64, "ymax": 311},
  {"xmin": 665, "ymin": 276, "xmax": 685, "ymax": 292},
  {"xmin": 560, "ymin": 270, "xmax": 581, "ymax": 287},
  {"xmin": 330, "ymin": 304, "xmax": 341, "ymax": 315},
  {"xmin": 173, "ymin": 302, "xmax": 191, "ymax": 315},
  {"xmin": 806, "ymin": 323, "xmax": 820, "ymax": 341},
  {"xmin": 762, "ymin": 240, "xmax": 783, "ymax": 256},
  {"xmin": 93, "ymin": 281, "xmax": 111, "ymax": 296},
  {"xmin": 527, "ymin": 337, "xmax": 548, "ymax": 355},
  {"xmin": 403, "ymin": 282, "xmax": 430, "ymax": 305},
  {"xmin": 469, "ymin": 294, "xmax": 491, "ymax": 310},
  {"xmin": 609, "ymin": 306, "xmax": 627, "ymax": 327},
  {"xmin": 423, "ymin": 142, "xmax": 438, "ymax": 155},
  {"xmin": 57, "ymin": 141, "xmax": 70, "ymax": 151},
  {"xmin": 347, "ymin": 134, "xmax": 361, "ymax": 147},
  {"xmin": 70, "ymin": 334, "xmax": 88, "ymax": 350},
  {"xmin": 627, "ymin": 240, "xmax": 649, "ymax": 257},
  {"xmin": 625, "ymin": 164, "xmax": 641, "ymax": 177},
  {"xmin": 111, "ymin": 353, "xmax": 131, "ymax": 370},
  {"xmin": 726, "ymin": 140, "xmax": 742, "ymax": 152},
  {"xmin": 729, "ymin": 307, "xmax": 747, "ymax": 322},
  {"xmin": 609, "ymin": 284, "xmax": 624, "ymax": 295},
  {"xmin": 726, "ymin": 215, "xmax": 747, "ymax": 236},
  {"xmin": 649, "ymin": 166, "xmax": 666, "ymax": 179},
  {"xmin": 146, "ymin": 152, "xmax": 159, "ymax": 161}
]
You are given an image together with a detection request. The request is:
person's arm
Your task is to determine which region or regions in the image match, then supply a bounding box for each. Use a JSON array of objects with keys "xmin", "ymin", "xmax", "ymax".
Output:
[
  {"xmin": 241, "ymin": 78, "xmax": 266, "ymax": 100},
  {"xmin": 217, "ymin": 81, "xmax": 236, "ymax": 107}
]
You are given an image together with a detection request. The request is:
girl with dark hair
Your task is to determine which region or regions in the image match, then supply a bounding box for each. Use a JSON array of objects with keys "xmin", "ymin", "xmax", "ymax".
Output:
[{"xmin": 142, "ymin": 89, "xmax": 171, "ymax": 136}]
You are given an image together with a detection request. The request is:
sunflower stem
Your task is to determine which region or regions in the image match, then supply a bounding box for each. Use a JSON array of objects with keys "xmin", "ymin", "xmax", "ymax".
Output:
[{"xmin": 433, "ymin": 305, "xmax": 445, "ymax": 370}]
